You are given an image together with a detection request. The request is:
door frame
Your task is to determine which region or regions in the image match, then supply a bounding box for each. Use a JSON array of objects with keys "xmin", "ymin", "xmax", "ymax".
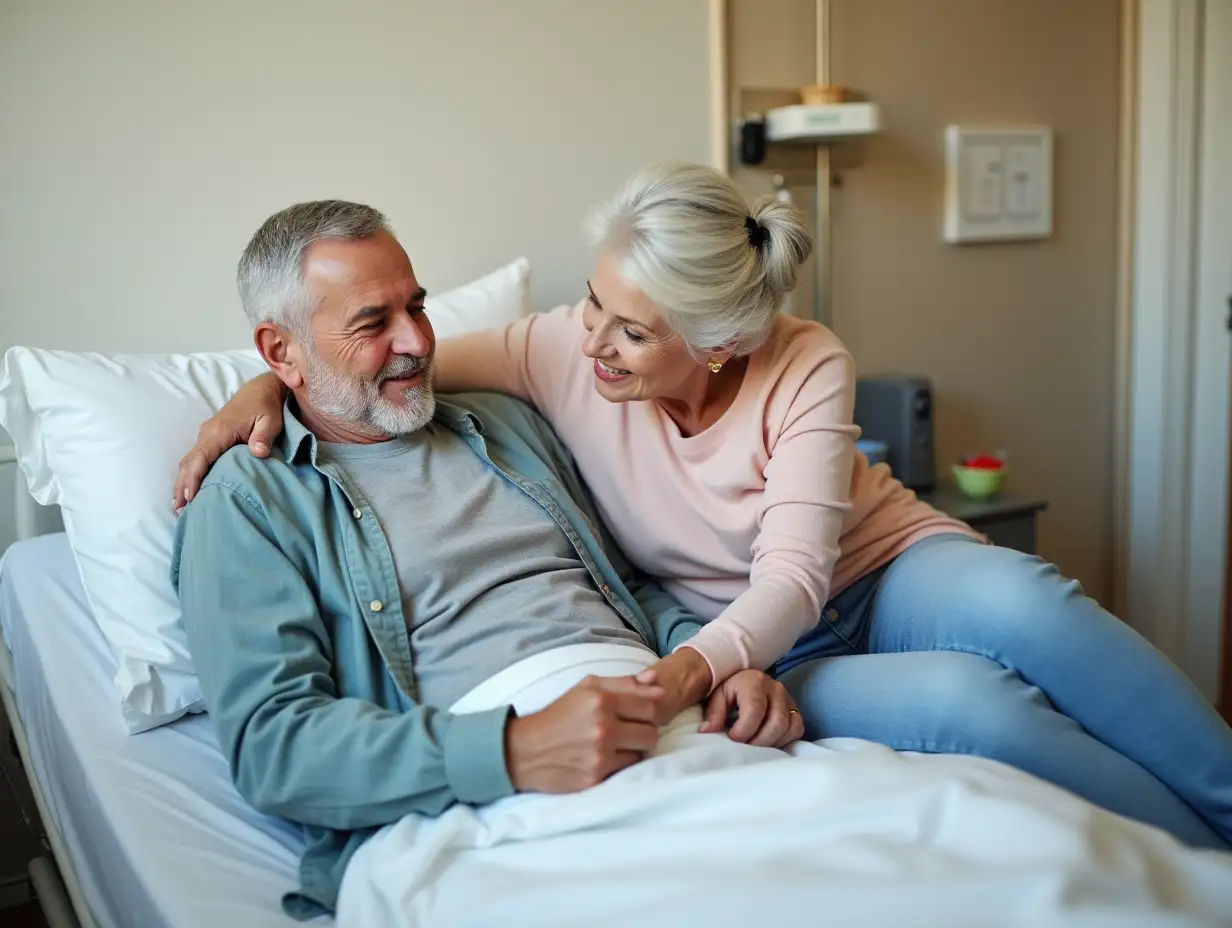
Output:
[{"xmin": 1117, "ymin": 0, "xmax": 1232, "ymax": 705}]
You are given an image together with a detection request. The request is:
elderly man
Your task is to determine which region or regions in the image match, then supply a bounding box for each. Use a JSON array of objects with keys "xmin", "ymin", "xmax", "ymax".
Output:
[{"xmin": 172, "ymin": 200, "xmax": 798, "ymax": 919}]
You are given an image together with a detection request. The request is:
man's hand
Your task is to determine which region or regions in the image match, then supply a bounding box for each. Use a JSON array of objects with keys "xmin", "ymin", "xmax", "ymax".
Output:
[
  {"xmin": 504, "ymin": 675, "xmax": 668, "ymax": 793},
  {"xmin": 632, "ymin": 648, "xmax": 713, "ymax": 724},
  {"xmin": 702, "ymin": 670, "xmax": 804, "ymax": 748}
]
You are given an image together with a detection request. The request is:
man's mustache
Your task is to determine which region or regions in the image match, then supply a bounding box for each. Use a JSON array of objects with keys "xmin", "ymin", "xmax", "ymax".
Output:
[{"xmin": 377, "ymin": 355, "xmax": 430, "ymax": 385}]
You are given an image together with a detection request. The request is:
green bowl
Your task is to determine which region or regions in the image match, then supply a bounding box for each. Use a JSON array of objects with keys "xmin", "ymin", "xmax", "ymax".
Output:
[{"xmin": 952, "ymin": 464, "xmax": 1006, "ymax": 499}]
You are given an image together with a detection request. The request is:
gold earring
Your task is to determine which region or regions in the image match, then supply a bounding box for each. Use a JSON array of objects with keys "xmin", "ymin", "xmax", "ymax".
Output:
[{"xmin": 707, "ymin": 358, "xmax": 724, "ymax": 374}]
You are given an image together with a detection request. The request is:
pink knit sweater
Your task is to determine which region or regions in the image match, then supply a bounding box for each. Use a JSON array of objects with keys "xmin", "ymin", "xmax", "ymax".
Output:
[{"xmin": 445, "ymin": 304, "xmax": 978, "ymax": 686}]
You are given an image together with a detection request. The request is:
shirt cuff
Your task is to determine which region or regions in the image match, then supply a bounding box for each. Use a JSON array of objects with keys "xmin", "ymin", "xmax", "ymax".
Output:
[
  {"xmin": 672, "ymin": 626, "xmax": 749, "ymax": 693},
  {"xmin": 665, "ymin": 619, "xmax": 704, "ymax": 654},
  {"xmin": 443, "ymin": 705, "xmax": 515, "ymax": 805}
]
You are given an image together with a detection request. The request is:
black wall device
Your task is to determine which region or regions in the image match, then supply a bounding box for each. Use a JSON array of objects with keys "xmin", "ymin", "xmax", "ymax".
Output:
[{"xmin": 739, "ymin": 118, "xmax": 767, "ymax": 166}]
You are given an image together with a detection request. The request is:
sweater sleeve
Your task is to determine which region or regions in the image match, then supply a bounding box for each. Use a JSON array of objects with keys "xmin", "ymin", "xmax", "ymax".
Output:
[{"xmin": 676, "ymin": 349, "xmax": 858, "ymax": 686}]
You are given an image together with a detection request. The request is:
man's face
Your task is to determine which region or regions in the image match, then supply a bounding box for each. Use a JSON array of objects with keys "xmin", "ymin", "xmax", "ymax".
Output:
[{"xmin": 296, "ymin": 231, "xmax": 436, "ymax": 437}]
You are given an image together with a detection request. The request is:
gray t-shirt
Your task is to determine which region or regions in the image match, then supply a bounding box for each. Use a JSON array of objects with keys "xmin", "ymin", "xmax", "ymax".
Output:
[{"xmin": 320, "ymin": 424, "xmax": 646, "ymax": 709}]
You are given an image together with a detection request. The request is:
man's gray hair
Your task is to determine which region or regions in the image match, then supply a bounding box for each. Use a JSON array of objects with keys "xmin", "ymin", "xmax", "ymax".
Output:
[{"xmin": 237, "ymin": 200, "xmax": 392, "ymax": 332}]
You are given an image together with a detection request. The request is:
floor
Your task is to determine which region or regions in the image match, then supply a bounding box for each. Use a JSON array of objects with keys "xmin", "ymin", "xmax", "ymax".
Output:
[
  {"xmin": 2, "ymin": 717, "xmax": 50, "ymax": 928},
  {"xmin": 4, "ymin": 901, "xmax": 49, "ymax": 927},
  {"xmin": 0, "ymin": 754, "xmax": 41, "ymax": 904}
]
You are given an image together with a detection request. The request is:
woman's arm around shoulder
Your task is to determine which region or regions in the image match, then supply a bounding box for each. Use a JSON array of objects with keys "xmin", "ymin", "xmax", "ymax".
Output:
[{"xmin": 433, "ymin": 303, "xmax": 586, "ymax": 412}]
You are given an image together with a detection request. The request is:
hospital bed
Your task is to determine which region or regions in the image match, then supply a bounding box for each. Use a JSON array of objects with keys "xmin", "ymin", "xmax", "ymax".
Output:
[
  {"xmin": 3, "ymin": 447, "xmax": 1231, "ymax": 928},
  {"xmin": 0, "ymin": 475, "xmax": 320, "ymax": 928}
]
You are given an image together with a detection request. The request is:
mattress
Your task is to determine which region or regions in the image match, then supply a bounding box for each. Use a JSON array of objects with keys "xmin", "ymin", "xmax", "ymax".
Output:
[{"xmin": 0, "ymin": 533, "xmax": 321, "ymax": 928}]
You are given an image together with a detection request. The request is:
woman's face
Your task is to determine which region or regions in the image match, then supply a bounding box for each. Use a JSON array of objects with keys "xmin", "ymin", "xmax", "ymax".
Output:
[{"xmin": 581, "ymin": 251, "xmax": 710, "ymax": 404}]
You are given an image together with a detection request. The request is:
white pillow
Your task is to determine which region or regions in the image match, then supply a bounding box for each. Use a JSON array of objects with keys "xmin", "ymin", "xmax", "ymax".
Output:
[
  {"xmin": 426, "ymin": 256, "xmax": 531, "ymax": 338},
  {"xmin": 0, "ymin": 258, "xmax": 532, "ymax": 734},
  {"xmin": 0, "ymin": 349, "xmax": 267, "ymax": 734}
]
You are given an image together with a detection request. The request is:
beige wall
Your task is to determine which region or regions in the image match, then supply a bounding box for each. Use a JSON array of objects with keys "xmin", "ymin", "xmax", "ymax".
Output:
[
  {"xmin": 0, "ymin": 0, "xmax": 1126, "ymax": 603},
  {"xmin": 0, "ymin": 0, "xmax": 714, "ymax": 552},
  {"xmin": 731, "ymin": 0, "xmax": 1122, "ymax": 602},
  {"xmin": 0, "ymin": 0, "xmax": 711, "ymax": 356}
]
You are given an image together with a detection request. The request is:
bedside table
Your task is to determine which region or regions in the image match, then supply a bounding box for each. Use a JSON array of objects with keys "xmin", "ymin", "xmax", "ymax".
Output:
[{"xmin": 919, "ymin": 489, "xmax": 1049, "ymax": 556}]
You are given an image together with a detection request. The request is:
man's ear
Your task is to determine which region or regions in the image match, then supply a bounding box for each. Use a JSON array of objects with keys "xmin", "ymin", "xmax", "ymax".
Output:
[{"xmin": 254, "ymin": 321, "xmax": 306, "ymax": 391}]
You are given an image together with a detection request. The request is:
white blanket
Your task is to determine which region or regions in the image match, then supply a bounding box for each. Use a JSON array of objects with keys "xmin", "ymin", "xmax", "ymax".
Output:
[{"xmin": 337, "ymin": 644, "xmax": 1232, "ymax": 928}]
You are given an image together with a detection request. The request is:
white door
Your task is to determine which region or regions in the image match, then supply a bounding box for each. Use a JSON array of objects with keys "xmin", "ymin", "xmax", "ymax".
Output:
[
  {"xmin": 1126, "ymin": 0, "xmax": 1232, "ymax": 705},
  {"xmin": 1187, "ymin": 0, "xmax": 1232, "ymax": 706}
]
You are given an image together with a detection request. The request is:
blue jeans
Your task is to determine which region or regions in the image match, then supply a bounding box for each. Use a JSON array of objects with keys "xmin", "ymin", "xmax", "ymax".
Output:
[{"xmin": 776, "ymin": 534, "xmax": 1232, "ymax": 850}]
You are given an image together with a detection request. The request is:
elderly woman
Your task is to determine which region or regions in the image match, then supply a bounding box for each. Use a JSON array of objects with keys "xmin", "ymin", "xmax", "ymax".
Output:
[{"xmin": 176, "ymin": 162, "xmax": 1232, "ymax": 850}]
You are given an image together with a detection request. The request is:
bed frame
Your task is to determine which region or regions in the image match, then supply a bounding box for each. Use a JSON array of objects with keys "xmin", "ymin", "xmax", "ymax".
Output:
[{"xmin": 0, "ymin": 448, "xmax": 93, "ymax": 928}]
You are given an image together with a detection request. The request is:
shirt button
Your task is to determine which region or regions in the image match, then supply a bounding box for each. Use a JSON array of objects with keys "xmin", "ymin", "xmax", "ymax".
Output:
[
  {"xmin": 601, "ymin": 584, "xmax": 611, "ymax": 595},
  {"xmin": 370, "ymin": 600, "xmax": 383, "ymax": 613},
  {"xmin": 353, "ymin": 508, "xmax": 362, "ymax": 519},
  {"xmin": 826, "ymin": 608, "xmax": 839, "ymax": 623}
]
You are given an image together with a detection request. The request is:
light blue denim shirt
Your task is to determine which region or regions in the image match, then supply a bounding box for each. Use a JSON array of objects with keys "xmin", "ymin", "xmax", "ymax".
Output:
[{"xmin": 171, "ymin": 392, "xmax": 703, "ymax": 919}]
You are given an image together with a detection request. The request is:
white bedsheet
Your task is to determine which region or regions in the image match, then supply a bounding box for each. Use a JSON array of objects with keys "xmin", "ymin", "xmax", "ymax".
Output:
[
  {"xmin": 0, "ymin": 533, "xmax": 317, "ymax": 928},
  {"xmin": 339, "ymin": 644, "xmax": 1232, "ymax": 928}
]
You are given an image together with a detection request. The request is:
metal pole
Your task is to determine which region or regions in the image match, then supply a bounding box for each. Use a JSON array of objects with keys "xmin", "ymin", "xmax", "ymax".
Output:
[{"xmin": 814, "ymin": 0, "xmax": 832, "ymax": 328}]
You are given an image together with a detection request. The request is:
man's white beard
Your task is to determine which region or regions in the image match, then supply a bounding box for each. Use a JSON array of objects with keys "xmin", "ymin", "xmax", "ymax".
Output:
[{"xmin": 303, "ymin": 343, "xmax": 436, "ymax": 437}]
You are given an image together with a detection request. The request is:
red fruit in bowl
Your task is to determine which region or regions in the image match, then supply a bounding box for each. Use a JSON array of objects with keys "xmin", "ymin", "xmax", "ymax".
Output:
[{"xmin": 963, "ymin": 453, "xmax": 1004, "ymax": 470}]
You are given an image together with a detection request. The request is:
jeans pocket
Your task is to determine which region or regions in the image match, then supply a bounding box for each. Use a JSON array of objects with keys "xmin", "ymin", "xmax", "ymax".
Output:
[
  {"xmin": 771, "ymin": 565, "xmax": 883, "ymax": 676},
  {"xmin": 774, "ymin": 607, "xmax": 865, "ymax": 677},
  {"xmin": 819, "ymin": 603, "xmax": 871, "ymax": 654}
]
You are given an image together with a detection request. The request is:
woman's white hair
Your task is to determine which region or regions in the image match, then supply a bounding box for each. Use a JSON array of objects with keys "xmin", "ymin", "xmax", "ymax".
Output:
[{"xmin": 587, "ymin": 161, "xmax": 813, "ymax": 355}]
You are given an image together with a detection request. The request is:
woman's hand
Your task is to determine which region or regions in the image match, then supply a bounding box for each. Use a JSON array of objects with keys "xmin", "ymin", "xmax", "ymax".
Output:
[
  {"xmin": 173, "ymin": 372, "xmax": 287, "ymax": 511},
  {"xmin": 701, "ymin": 670, "xmax": 804, "ymax": 748},
  {"xmin": 634, "ymin": 648, "xmax": 714, "ymax": 725}
]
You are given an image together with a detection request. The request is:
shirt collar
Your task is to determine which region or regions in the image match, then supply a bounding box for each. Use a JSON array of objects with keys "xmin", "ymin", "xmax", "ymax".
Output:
[{"xmin": 279, "ymin": 395, "xmax": 481, "ymax": 467}]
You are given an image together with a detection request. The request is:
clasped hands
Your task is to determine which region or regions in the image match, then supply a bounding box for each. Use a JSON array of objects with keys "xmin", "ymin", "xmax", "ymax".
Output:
[{"xmin": 505, "ymin": 647, "xmax": 805, "ymax": 794}]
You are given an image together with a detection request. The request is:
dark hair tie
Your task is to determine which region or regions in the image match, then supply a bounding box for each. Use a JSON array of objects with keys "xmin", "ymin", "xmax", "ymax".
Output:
[{"xmin": 744, "ymin": 215, "xmax": 769, "ymax": 249}]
